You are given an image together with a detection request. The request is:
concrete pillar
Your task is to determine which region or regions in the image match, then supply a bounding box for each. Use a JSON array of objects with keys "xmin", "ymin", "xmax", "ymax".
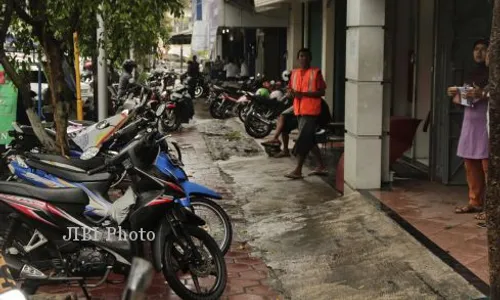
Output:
[
  {"xmin": 286, "ymin": 2, "xmax": 303, "ymax": 70},
  {"xmin": 303, "ymin": 2, "xmax": 309, "ymax": 48},
  {"xmin": 322, "ymin": 0, "xmax": 335, "ymax": 114},
  {"xmin": 344, "ymin": 0, "xmax": 385, "ymax": 192},
  {"xmin": 255, "ymin": 29, "xmax": 265, "ymax": 75},
  {"xmin": 216, "ymin": 36, "xmax": 223, "ymax": 58}
]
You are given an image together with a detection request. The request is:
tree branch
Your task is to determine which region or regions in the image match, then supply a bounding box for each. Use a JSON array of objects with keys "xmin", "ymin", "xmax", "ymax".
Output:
[
  {"xmin": 13, "ymin": 0, "xmax": 35, "ymax": 25},
  {"xmin": 0, "ymin": 0, "xmax": 13, "ymax": 44}
]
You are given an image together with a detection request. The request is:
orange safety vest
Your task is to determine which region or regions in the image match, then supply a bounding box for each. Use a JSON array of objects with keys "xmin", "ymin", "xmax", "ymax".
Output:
[{"xmin": 290, "ymin": 67, "xmax": 322, "ymax": 116}]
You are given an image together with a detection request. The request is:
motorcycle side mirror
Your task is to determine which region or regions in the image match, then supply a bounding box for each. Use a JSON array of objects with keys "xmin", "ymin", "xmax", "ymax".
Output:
[
  {"xmin": 80, "ymin": 147, "xmax": 100, "ymax": 160},
  {"xmin": 121, "ymin": 257, "xmax": 154, "ymax": 300},
  {"xmin": 156, "ymin": 103, "xmax": 166, "ymax": 117}
]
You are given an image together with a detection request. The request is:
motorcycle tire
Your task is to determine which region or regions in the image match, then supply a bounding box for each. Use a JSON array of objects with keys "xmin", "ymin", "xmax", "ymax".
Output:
[
  {"xmin": 194, "ymin": 85, "xmax": 204, "ymax": 99},
  {"xmin": 190, "ymin": 197, "xmax": 232, "ymax": 255},
  {"xmin": 237, "ymin": 105, "xmax": 249, "ymax": 123},
  {"xmin": 244, "ymin": 114, "xmax": 272, "ymax": 139},
  {"xmin": 163, "ymin": 225, "xmax": 227, "ymax": 300},
  {"xmin": 209, "ymin": 100, "xmax": 225, "ymax": 119},
  {"xmin": 161, "ymin": 110, "xmax": 182, "ymax": 132}
]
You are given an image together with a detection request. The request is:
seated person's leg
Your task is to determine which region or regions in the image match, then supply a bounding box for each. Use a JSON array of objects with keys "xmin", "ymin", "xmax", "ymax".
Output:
[
  {"xmin": 274, "ymin": 113, "xmax": 298, "ymax": 158},
  {"xmin": 263, "ymin": 106, "xmax": 294, "ymax": 145}
]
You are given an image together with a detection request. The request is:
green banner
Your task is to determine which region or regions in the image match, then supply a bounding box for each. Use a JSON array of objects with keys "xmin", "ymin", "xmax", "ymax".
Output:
[{"xmin": 0, "ymin": 65, "xmax": 17, "ymax": 145}]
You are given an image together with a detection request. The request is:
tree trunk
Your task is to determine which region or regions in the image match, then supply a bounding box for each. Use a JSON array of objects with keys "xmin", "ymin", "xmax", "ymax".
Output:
[
  {"xmin": 0, "ymin": 50, "xmax": 58, "ymax": 152},
  {"xmin": 42, "ymin": 35, "xmax": 70, "ymax": 156},
  {"xmin": 488, "ymin": 0, "xmax": 500, "ymax": 298}
]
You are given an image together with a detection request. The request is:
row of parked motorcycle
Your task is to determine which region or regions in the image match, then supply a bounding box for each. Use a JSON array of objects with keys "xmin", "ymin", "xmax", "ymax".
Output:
[
  {"xmin": 0, "ymin": 75, "xmax": 234, "ymax": 299},
  {"xmin": 202, "ymin": 72, "xmax": 292, "ymax": 139}
]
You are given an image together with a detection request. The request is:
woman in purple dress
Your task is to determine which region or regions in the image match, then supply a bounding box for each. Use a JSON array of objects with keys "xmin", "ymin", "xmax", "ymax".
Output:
[{"xmin": 447, "ymin": 39, "xmax": 489, "ymax": 215}]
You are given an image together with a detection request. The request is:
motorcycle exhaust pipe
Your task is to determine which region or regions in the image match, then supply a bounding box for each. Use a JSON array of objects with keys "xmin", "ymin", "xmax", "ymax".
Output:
[
  {"xmin": 3, "ymin": 254, "xmax": 47, "ymax": 280},
  {"xmin": 3, "ymin": 253, "xmax": 24, "ymax": 275}
]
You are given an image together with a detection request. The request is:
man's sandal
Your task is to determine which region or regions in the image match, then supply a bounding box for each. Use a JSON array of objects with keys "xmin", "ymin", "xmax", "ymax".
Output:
[{"xmin": 455, "ymin": 205, "xmax": 482, "ymax": 214}]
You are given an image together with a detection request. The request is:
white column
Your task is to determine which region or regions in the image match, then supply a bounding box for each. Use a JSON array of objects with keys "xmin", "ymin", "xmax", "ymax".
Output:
[
  {"xmin": 344, "ymin": 0, "xmax": 386, "ymax": 192},
  {"xmin": 255, "ymin": 30, "xmax": 265, "ymax": 75},
  {"xmin": 286, "ymin": 1, "xmax": 303, "ymax": 70},
  {"xmin": 322, "ymin": 0, "xmax": 335, "ymax": 114},
  {"xmin": 303, "ymin": 2, "xmax": 309, "ymax": 48},
  {"xmin": 216, "ymin": 36, "xmax": 223, "ymax": 58}
]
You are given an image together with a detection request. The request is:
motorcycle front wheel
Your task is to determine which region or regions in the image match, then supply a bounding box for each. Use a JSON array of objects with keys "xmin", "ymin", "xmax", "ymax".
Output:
[
  {"xmin": 244, "ymin": 114, "xmax": 272, "ymax": 138},
  {"xmin": 209, "ymin": 100, "xmax": 225, "ymax": 119},
  {"xmin": 190, "ymin": 197, "xmax": 232, "ymax": 255},
  {"xmin": 237, "ymin": 105, "xmax": 250, "ymax": 123},
  {"xmin": 163, "ymin": 225, "xmax": 227, "ymax": 300}
]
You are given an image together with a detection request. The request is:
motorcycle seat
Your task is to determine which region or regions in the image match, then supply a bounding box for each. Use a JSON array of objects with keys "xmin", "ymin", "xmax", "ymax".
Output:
[
  {"xmin": 0, "ymin": 181, "xmax": 88, "ymax": 206},
  {"xmin": 25, "ymin": 157, "xmax": 112, "ymax": 183},
  {"xmin": 25, "ymin": 152, "xmax": 105, "ymax": 171}
]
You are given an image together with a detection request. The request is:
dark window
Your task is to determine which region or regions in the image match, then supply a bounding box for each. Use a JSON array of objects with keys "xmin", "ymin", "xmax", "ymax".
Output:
[
  {"xmin": 29, "ymin": 71, "xmax": 47, "ymax": 83},
  {"xmin": 196, "ymin": 0, "xmax": 202, "ymax": 20}
]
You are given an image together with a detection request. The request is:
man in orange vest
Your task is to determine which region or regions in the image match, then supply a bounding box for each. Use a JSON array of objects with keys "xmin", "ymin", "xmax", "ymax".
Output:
[{"xmin": 285, "ymin": 48, "xmax": 328, "ymax": 179}]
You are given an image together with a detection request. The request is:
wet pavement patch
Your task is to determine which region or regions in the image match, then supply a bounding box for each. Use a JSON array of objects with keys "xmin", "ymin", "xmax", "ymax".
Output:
[{"xmin": 198, "ymin": 119, "xmax": 263, "ymax": 161}]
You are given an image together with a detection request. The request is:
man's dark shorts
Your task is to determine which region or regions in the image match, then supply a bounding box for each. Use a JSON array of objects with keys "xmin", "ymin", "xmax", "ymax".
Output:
[
  {"xmin": 294, "ymin": 115, "xmax": 318, "ymax": 157},
  {"xmin": 281, "ymin": 106, "xmax": 298, "ymax": 134}
]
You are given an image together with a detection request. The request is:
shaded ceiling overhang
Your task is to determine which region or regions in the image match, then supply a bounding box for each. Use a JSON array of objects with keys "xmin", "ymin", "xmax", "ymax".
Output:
[{"xmin": 168, "ymin": 29, "xmax": 192, "ymax": 45}]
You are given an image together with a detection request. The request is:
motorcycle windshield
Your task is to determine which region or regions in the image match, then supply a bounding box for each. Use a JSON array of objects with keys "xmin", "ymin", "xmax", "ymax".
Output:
[{"xmin": 72, "ymin": 112, "xmax": 130, "ymax": 151}]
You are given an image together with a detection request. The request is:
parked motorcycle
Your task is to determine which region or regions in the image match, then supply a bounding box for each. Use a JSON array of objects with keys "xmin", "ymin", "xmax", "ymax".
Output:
[
  {"xmin": 160, "ymin": 84, "xmax": 195, "ymax": 132},
  {"xmin": 5, "ymin": 103, "xmax": 232, "ymax": 255},
  {"xmin": 244, "ymin": 89, "xmax": 291, "ymax": 138},
  {"xmin": 1, "ymin": 130, "xmax": 228, "ymax": 300}
]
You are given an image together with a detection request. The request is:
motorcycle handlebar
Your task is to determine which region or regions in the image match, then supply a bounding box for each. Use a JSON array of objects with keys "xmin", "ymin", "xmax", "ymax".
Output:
[{"xmin": 87, "ymin": 164, "xmax": 107, "ymax": 175}]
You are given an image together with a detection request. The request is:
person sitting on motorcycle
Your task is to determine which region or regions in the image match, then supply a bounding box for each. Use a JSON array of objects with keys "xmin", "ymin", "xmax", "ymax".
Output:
[
  {"xmin": 261, "ymin": 106, "xmax": 298, "ymax": 158},
  {"xmin": 118, "ymin": 59, "xmax": 137, "ymax": 98}
]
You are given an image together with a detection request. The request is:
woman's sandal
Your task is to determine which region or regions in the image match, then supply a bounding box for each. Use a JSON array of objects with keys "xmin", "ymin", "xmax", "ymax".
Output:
[
  {"xmin": 455, "ymin": 205, "xmax": 482, "ymax": 214},
  {"xmin": 475, "ymin": 212, "xmax": 486, "ymax": 221}
]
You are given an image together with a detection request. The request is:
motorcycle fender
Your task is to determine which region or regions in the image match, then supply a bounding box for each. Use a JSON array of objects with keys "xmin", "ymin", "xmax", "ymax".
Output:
[
  {"xmin": 180, "ymin": 181, "xmax": 222, "ymax": 200},
  {"xmin": 152, "ymin": 219, "xmax": 172, "ymax": 272}
]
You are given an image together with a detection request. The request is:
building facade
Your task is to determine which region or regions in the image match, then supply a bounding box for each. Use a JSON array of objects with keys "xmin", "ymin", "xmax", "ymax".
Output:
[{"xmin": 254, "ymin": 0, "xmax": 493, "ymax": 192}]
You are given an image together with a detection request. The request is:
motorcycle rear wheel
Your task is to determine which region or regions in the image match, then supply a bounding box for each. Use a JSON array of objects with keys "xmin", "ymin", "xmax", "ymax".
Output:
[
  {"xmin": 161, "ymin": 110, "xmax": 182, "ymax": 132},
  {"xmin": 195, "ymin": 86, "xmax": 204, "ymax": 98}
]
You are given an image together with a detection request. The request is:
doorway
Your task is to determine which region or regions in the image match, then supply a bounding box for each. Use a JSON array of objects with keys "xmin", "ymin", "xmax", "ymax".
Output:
[
  {"xmin": 389, "ymin": 0, "xmax": 434, "ymax": 171},
  {"xmin": 433, "ymin": 0, "xmax": 492, "ymax": 185}
]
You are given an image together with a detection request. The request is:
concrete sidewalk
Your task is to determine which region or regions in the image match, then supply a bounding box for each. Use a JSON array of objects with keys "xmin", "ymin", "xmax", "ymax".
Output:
[{"xmin": 176, "ymin": 114, "xmax": 485, "ymax": 300}]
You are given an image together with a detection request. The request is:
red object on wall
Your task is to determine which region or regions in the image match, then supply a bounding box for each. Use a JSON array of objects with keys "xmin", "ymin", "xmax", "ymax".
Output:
[
  {"xmin": 335, "ymin": 116, "xmax": 422, "ymax": 193},
  {"xmin": 389, "ymin": 116, "xmax": 422, "ymax": 165},
  {"xmin": 0, "ymin": 71, "xmax": 5, "ymax": 84}
]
